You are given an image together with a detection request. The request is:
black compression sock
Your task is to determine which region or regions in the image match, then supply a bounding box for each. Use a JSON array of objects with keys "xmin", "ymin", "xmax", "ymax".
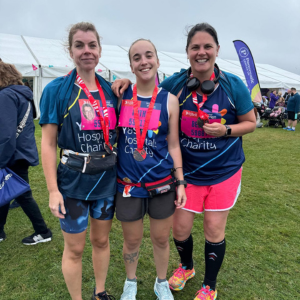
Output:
[
  {"xmin": 203, "ymin": 238, "xmax": 226, "ymax": 290},
  {"xmin": 173, "ymin": 234, "xmax": 194, "ymax": 270}
]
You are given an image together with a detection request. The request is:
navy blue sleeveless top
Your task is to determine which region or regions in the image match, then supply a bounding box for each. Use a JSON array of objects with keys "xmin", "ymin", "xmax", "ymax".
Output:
[
  {"xmin": 117, "ymin": 86, "xmax": 174, "ymax": 198},
  {"xmin": 179, "ymin": 84, "xmax": 244, "ymax": 185},
  {"xmin": 57, "ymin": 83, "xmax": 117, "ymax": 200}
]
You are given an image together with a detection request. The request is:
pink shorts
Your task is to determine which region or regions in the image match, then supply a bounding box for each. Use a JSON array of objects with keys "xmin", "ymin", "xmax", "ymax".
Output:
[{"xmin": 183, "ymin": 168, "xmax": 242, "ymax": 213}]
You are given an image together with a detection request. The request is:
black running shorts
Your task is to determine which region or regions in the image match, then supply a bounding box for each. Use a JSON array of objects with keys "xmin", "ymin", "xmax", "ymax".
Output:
[
  {"xmin": 287, "ymin": 111, "xmax": 296, "ymax": 121},
  {"xmin": 115, "ymin": 191, "xmax": 176, "ymax": 222}
]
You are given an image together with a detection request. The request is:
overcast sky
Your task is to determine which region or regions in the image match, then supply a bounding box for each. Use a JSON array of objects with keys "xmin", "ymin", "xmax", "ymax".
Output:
[{"xmin": 1, "ymin": 0, "xmax": 300, "ymax": 75}]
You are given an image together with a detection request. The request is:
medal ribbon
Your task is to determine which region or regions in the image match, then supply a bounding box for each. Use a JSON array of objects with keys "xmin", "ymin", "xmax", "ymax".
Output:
[
  {"xmin": 76, "ymin": 74, "xmax": 112, "ymax": 150},
  {"xmin": 132, "ymin": 84, "xmax": 158, "ymax": 150},
  {"xmin": 192, "ymin": 72, "xmax": 215, "ymax": 122}
]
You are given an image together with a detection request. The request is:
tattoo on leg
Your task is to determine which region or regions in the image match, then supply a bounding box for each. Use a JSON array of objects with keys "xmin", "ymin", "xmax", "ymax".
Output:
[{"xmin": 123, "ymin": 251, "xmax": 139, "ymax": 264}]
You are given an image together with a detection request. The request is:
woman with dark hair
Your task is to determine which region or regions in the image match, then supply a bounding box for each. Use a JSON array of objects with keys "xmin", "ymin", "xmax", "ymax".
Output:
[
  {"xmin": 116, "ymin": 38, "xmax": 186, "ymax": 300},
  {"xmin": 40, "ymin": 22, "xmax": 117, "ymax": 300},
  {"xmin": 0, "ymin": 60, "xmax": 52, "ymax": 244},
  {"xmin": 112, "ymin": 23, "xmax": 256, "ymax": 300}
]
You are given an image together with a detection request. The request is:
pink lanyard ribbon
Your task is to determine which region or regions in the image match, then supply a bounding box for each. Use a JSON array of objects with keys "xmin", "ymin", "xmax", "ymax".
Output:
[
  {"xmin": 76, "ymin": 74, "xmax": 112, "ymax": 150},
  {"xmin": 132, "ymin": 84, "xmax": 158, "ymax": 150},
  {"xmin": 192, "ymin": 72, "xmax": 215, "ymax": 122}
]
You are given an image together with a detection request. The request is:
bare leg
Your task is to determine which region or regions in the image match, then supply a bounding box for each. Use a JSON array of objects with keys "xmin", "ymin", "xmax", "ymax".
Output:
[
  {"xmin": 62, "ymin": 230, "xmax": 86, "ymax": 300},
  {"xmin": 150, "ymin": 216, "xmax": 173, "ymax": 279},
  {"xmin": 90, "ymin": 218, "xmax": 112, "ymax": 294},
  {"xmin": 172, "ymin": 209, "xmax": 195, "ymax": 241},
  {"xmin": 122, "ymin": 220, "xmax": 143, "ymax": 279},
  {"xmin": 203, "ymin": 210, "xmax": 229, "ymax": 242},
  {"xmin": 292, "ymin": 119, "xmax": 297, "ymax": 128}
]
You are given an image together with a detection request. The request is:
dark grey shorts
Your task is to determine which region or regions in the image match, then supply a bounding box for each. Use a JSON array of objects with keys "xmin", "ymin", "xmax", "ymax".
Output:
[{"xmin": 115, "ymin": 191, "xmax": 176, "ymax": 222}]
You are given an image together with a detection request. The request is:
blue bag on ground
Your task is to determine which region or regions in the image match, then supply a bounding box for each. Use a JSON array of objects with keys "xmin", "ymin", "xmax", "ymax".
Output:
[{"xmin": 0, "ymin": 167, "xmax": 30, "ymax": 207}]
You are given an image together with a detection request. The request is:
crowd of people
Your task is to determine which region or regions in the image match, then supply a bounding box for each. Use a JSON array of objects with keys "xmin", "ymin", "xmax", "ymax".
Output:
[{"xmin": 3, "ymin": 19, "xmax": 298, "ymax": 300}]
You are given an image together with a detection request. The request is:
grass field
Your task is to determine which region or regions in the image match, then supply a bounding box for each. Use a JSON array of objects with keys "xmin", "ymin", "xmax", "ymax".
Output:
[{"xmin": 0, "ymin": 120, "xmax": 299, "ymax": 300}]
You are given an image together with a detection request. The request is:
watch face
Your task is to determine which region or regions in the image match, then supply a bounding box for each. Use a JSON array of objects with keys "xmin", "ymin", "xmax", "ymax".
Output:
[{"xmin": 227, "ymin": 126, "xmax": 231, "ymax": 135}]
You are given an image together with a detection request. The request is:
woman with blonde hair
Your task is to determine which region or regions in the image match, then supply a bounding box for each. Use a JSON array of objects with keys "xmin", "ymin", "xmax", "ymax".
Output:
[
  {"xmin": 0, "ymin": 59, "xmax": 52, "ymax": 245},
  {"xmin": 40, "ymin": 22, "xmax": 117, "ymax": 300}
]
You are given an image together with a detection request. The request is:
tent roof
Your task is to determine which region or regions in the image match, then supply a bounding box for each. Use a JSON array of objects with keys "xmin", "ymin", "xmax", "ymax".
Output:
[
  {"xmin": 22, "ymin": 35, "xmax": 108, "ymax": 78},
  {"xmin": 1, "ymin": 33, "xmax": 300, "ymax": 90},
  {"xmin": 0, "ymin": 33, "xmax": 39, "ymax": 76}
]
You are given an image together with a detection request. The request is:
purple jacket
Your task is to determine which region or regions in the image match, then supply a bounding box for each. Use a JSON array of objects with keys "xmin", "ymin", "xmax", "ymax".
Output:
[{"xmin": 269, "ymin": 93, "xmax": 279, "ymax": 109}]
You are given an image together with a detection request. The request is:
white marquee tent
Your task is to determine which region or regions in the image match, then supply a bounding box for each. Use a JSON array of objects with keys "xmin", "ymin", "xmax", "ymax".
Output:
[{"xmin": 1, "ymin": 33, "xmax": 300, "ymax": 118}]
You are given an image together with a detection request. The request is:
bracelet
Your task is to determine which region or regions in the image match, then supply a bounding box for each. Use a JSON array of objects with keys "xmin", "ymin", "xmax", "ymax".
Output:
[{"xmin": 174, "ymin": 167, "xmax": 182, "ymax": 171}]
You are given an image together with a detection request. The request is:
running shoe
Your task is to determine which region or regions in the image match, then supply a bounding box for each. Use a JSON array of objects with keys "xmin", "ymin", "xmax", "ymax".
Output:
[
  {"xmin": 287, "ymin": 128, "xmax": 295, "ymax": 131},
  {"xmin": 194, "ymin": 285, "xmax": 217, "ymax": 300},
  {"xmin": 92, "ymin": 289, "xmax": 115, "ymax": 300},
  {"xmin": 0, "ymin": 230, "xmax": 6, "ymax": 242},
  {"xmin": 154, "ymin": 278, "xmax": 174, "ymax": 300},
  {"xmin": 22, "ymin": 229, "xmax": 52, "ymax": 245},
  {"xmin": 283, "ymin": 127, "xmax": 290, "ymax": 130},
  {"xmin": 120, "ymin": 279, "xmax": 137, "ymax": 300},
  {"xmin": 168, "ymin": 263, "xmax": 195, "ymax": 291}
]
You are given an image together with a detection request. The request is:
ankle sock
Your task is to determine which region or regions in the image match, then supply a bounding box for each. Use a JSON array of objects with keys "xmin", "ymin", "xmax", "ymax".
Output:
[
  {"xmin": 127, "ymin": 277, "xmax": 137, "ymax": 282},
  {"xmin": 173, "ymin": 234, "xmax": 194, "ymax": 269},
  {"xmin": 157, "ymin": 278, "xmax": 167, "ymax": 283},
  {"xmin": 203, "ymin": 239, "xmax": 226, "ymax": 290}
]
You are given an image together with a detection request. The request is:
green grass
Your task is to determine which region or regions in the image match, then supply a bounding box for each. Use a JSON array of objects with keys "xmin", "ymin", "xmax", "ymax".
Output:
[{"xmin": 0, "ymin": 120, "xmax": 300, "ymax": 300}]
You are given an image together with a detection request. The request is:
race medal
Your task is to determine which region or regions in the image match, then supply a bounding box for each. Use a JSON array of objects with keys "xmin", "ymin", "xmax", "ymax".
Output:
[
  {"xmin": 132, "ymin": 84, "xmax": 158, "ymax": 162},
  {"xmin": 133, "ymin": 148, "xmax": 146, "ymax": 161}
]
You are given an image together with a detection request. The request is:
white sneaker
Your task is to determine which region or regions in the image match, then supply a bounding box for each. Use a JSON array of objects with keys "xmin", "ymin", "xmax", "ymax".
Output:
[
  {"xmin": 154, "ymin": 278, "xmax": 174, "ymax": 300},
  {"xmin": 120, "ymin": 279, "xmax": 137, "ymax": 300}
]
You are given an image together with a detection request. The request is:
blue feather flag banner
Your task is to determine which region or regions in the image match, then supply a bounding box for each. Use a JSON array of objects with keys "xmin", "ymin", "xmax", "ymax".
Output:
[{"xmin": 233, "ymin": 40, "xmax": 262, "ymax": 103}]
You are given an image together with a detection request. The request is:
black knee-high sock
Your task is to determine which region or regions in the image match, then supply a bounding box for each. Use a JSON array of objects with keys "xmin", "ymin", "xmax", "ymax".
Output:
[
  {"xmin": 173, "ymin": 234, "xmax": 193, "ymax": 270},
  {"xmin": 203, "ymin": 239, "xmax": 226, "ymax": 290}
]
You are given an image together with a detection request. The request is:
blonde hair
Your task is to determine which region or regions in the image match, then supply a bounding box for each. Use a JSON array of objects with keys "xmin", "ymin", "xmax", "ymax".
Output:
[
  {"xmin": 67, "ymin": 22, "xmax": 101, "ymax": 51},
  {"xmin": 0, "ymin": 60, "xmax": 23, "ymax": 88}
]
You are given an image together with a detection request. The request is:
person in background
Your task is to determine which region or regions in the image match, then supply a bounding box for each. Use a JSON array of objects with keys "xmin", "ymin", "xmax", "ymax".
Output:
[
  {"xmin": 269, "ymin": 90, "xmax": 279, "ymax": 109},
  {"xmin": 40, "ymin": 22, "xmax": 117, "ymax": 300},
  {"xmin": 283, "ymin": 89, "xmax": 291, "ymax": 105},
  {"xmin": 283, "ymin": 87, "xmax": 300, "ymax": 131},
  {"xmin": 0, "ymin": 59, "xmax": 52, "ymax": 245}
]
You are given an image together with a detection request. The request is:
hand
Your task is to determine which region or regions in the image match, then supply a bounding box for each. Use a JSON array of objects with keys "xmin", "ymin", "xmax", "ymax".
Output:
[
  {"xmin": 174, "ymin": 185, "xmax": 187, "ymax": 209},
  {"xmin": 203, "ymin": 122, "xmax": 226, "ymax": 137},
  {"xmin": 49, "ymin": 191, "xmax": 66, "ymax": 219},
  {"xmin": 111, "ymin": 78, "xmax": 131, "ymax": 97}
]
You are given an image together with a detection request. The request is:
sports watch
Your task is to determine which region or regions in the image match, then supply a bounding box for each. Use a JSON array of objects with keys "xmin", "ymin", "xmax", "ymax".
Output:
[
  {"xmin": 224, "ymin": 125, "xmax": 232, "ymax": 137},
  {"xmin": 176, "ymin": 180, "xmax": 187, "ymax": 188}
]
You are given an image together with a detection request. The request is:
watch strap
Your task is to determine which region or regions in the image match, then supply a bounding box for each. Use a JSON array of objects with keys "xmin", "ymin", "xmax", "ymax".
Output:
[{"xmin": 176, "ymin": 180, "xmax": 187, "ymax": 188}]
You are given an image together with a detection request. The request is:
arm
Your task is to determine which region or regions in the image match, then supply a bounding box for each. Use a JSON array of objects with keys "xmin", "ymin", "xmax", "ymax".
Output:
[
  {"xmin": 41, "ymin": 124, "xmax": 65, "ymax": 218},
  {"xmin": 203, "ymin": 109, "xmax": 256, "ymax": 137},
  {"xmin": 111, "ymin": 78, "xmax": 132, "ymax": 97},
  {"xmin": 167, "ymin": 94, "xmax": 187, "ymax": 209}
]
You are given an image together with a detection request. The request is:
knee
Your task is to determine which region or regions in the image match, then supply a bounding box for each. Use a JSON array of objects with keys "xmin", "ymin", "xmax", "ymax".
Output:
[
  {"xmin": 124, "ymin": 236, "xmax": 141, "ymax": 251},
  {"xmin": 172, "ymin": 223, "xmax": 191, "ymax": 240},
  {"xmin": 151, "ymin": 234, "xmax": 169, "ymax": 249},
  {"xmin": 90, "ymin": 235, "xmax": 109, "ymax": 249},
  {"xmin": 64, "ymin": 243, "xmax": 85, "ymax": 260},
  {"xmin": 203, "ymin": 219, "xmax": 224, "ymax": 241}
]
